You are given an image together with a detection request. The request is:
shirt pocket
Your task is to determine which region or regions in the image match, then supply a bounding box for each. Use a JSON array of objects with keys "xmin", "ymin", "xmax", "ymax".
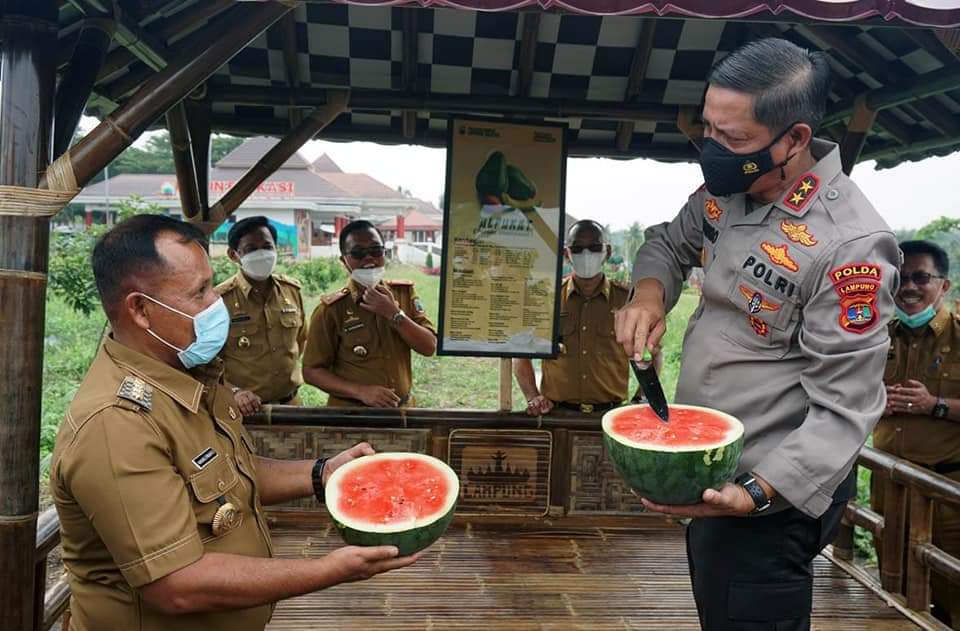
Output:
[
  {"xmin": 558, "ymin": 312, "xmax": 577, "ymax": 356},
  {"xmin": 720, "ymin": 276, "xmax": 801, "ymax": 358},
  {"xmin": 935, "ymin": 356, "xmax": 960, "ymax": 398},
  {"xmin": 338, "ymin": 321, "xmax": 378, "ymax": 364},
  {"xmin": 883, "ymin": 341, "xmax": 900, "ymax": 382},
  {"xmin": 223, "ymin": 323, "xmax": 264, "ymax": 359},
  {"xmin": 187, "ymin": 454, "xmax": 242, "ymax": 539}
]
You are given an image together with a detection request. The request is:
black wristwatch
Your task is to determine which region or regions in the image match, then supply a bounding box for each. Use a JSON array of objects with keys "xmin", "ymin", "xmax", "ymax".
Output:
[
  {"xmin": 735, "ymin": 472, "xmax": 772, "ymax": 514},
  {"xmin": 932, "ymin": 397, "xmax": 950, "ymax": 420},
  {"xmin": 311, "ymin": 457, "xmax": 328, "ymax": 503}
]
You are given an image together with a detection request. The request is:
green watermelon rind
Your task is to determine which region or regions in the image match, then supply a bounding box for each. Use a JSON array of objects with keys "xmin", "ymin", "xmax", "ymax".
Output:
[
  {"xmin": 602, "ymin": 404, "xmax": 745, "ymax": 505},
  {"xmin": 325, "ymin": 453, "xmax": 459, "ymax": 556}
]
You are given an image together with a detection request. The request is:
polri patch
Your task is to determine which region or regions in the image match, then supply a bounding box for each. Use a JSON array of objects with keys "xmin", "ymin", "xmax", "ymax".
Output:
[
  {"xmin": 829, "ymin": 263, "xmax": 882, "ymax": 335},
  {"xmin": 192, "ymin": 447, "xmax": 218, "ymax": 470},
  {"xmin": 760, "ymin": 242, "xmax": 799, "ymax": 273},
  {"xmin": 779, "ymin": 220, "xmax": 817, "ymax": 247},
  {"xmin": 739, "ymin": 285, "xmax": 780, "ymax": 314},
  {"xmin": 749, "ymin": 315, "xmax": 769, "ymax": 337}
]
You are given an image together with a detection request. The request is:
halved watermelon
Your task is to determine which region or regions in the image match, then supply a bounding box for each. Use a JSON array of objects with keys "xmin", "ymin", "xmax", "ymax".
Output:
[
  {"xmin": 325, "ymin": 452, "xmax": 459, "ymax": 556},
  {"xmin": 602, "ymin": 404, "xmax": 744, "ymax": 505}
]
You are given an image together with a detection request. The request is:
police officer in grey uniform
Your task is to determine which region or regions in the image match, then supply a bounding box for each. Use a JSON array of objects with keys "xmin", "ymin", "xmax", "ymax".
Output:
[{"xmin": 615, "ymin": 38, "xmax": 899, "ymax": 630}]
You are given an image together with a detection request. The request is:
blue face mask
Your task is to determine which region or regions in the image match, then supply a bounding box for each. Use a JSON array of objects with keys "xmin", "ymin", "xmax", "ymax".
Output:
[
  {"xmin": 140, "ymin": 294, "xmax": 230, "ymax": 368},
  {"xmin": 895, "ymin": 304, "xmax": 936, "ymax": 330}
]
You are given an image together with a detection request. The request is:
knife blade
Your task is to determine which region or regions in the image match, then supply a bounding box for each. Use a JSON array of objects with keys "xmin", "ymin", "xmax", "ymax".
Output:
[{"xmin": 630, "ymin": 353, "xmax": 669, "ymax": 423}]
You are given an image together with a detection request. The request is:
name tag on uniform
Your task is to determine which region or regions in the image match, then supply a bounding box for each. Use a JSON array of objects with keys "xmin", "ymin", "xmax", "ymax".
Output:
[
  {"xmin": 281, "ymin": 305, "xmax": 298, "ymax": 314},
  {"xmin": 192, "ymin": 447, "xmax": 218, "ymax": 470},
  {"xmin": 344, "ymin": 322, "xmax": 365, "ymax": 334},
  {"xmin": 231, "ymin": 314, "xmax": 251, "ymax": 324}
]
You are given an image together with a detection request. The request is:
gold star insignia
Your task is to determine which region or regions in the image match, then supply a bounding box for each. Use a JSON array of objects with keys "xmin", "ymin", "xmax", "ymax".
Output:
[
  {"xmin": 799, "ymin": 180, "xmax": 814, "ymax": 193},
  {"xmin": 790, "ymin": 192, "xmax": 805, "ymax": 205}
]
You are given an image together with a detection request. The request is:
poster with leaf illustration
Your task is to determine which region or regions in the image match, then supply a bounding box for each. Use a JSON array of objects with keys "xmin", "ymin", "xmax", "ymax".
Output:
[{"xmin": 438, "ymin": 118, "xmax": 567, "ymax": 357}]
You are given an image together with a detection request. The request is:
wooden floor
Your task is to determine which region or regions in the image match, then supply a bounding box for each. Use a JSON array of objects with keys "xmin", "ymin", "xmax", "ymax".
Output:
[{"xmin": 266, "ymin": 521, "xmax": 918, "ymax": 630}]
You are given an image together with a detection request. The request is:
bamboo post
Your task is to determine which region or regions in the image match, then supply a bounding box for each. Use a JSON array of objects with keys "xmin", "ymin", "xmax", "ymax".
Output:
[
  {"xmin": 184, "ymin": 93, "xmax": 213, "ymax": 211},
  {"xmin": 499, "ymin": 359, "xmax": 513, "ymax": 412},
  {"xmin": 839, "ymin": 95, "xmax": 877, "ymax": 175},
  {"xmin": 905, "ymin": 488, "xmax": 934, "ymax": 612},
  {"xmin": 42, "ymin": 1, "xmax": 292, "ymax": 190},
  {"xmin": 833, "ymin": 514, "xmax": 855, "ymax": 560},
  {"xmin": 0, "ymin": 3, "xmax": 58, "ymax": 629},
  {"xmin": 881, "ymin": 480, "xmax": 909, "ymax": 595},
  {"xmin": 167, "ymin": 102, "xmax": 204, "ymax": 220},
  {"xmin": 53, "ymin": 18, "xmax": 115, "ymax": 158},
  {"xmin": 201, "ymin": 92, "xmax": 350, "ymax": 233}
]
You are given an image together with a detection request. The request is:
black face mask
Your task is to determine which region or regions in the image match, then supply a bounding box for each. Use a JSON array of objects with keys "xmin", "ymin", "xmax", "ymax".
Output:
[{"xmin": 698, "ymin": 123, "xmax": 798, "ymax": 196}]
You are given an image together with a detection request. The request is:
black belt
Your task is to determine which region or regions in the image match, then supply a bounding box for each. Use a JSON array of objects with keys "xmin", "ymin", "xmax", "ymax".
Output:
[{"xmin": 557, "ymin": 401, "xmax": 619, "ymax": 414}]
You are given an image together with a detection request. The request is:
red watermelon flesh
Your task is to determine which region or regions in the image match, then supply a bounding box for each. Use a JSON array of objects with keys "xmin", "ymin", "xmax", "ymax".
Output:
[
  {"xmin": 337, "ymin": 457, "xmax": 451, "ymax": 526},
  {"xmin": 610, "ymin": 406, "xmax": 732, "ymax": 448}
]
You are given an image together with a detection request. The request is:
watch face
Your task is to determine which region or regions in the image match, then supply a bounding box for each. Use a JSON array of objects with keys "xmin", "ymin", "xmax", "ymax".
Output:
[{"xmin": 933, "ymin": 403, "xmax": 949, "ymax": 419}]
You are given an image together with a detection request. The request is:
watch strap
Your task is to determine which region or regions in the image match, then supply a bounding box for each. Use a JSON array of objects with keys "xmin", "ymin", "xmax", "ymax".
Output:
[
  {"xmin": 933, "ymin": 397, "xmax": 949, "ymax": 419},
  {"xmin": 312, "ymin": 457, "xmax": 328, "ymax": 503},
  {"xmin": 735, "ymin": 472, "xmax": 771, "ymax": 514}
]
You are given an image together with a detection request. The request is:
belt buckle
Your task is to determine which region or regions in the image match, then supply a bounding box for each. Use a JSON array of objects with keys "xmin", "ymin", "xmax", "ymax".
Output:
[{"xmin": 580, "ymin": 403, "xmax": 594, "ymax": 414}]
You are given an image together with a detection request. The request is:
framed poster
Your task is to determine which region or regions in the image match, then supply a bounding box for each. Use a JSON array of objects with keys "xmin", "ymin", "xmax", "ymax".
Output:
[{"xmin": 438, "ymin": 117, "xmax": 567, "ymax": 358}]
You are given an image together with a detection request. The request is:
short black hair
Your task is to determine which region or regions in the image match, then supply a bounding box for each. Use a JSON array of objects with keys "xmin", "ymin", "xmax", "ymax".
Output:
[
  {"xmin": 339, "ymin": 219, "xmax": 384, "ymax": 253},
  {"xmin": 228, "ymin": 216, "xmax": 277, "ymax": 251},
  {"xmin": 92, "ymin": 214, "xmax": 207, "ymax": 320},
  {"xmin": 566, "ymin": 219, "xmax": 608, "ymax": 246},
  {"xmin": 707, "ymin": 37, "xmax": 831, "ymax": 132},
  {"xmin": 900, "ymin": 240, "xmax": 949, "ymax": 276}
]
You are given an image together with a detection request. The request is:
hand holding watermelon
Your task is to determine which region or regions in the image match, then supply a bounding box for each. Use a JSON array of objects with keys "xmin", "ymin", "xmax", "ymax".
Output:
[
  {"xmin": 638, "ymin": 482, "xmax": 765, "ymax": 517},
  {"xmin": 326, "ymin": 544, "xmax": 421, "ymax": 584},
  {"xmin": 322, "ymin": 442, "xmax": 376, "ymax": 487}
]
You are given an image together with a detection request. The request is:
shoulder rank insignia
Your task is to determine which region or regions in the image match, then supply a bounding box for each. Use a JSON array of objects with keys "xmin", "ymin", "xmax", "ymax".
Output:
[
  {"xmin": 739, "ymin": 286, "xmax": 780, "ymax": 314},
  {"xmin": 779, "ymin": 220, "xmax": 818, "ymax": 247},
  {"xmin": 277, "ymin": 274, "xmax": 302, "ymax": 289},
  {"xmin": 117, "ymin": 376, "xmax": 153, "ymax": 410},
  {"xmin": 321, "ymin": 288, "xmax": 350, "ymax": 306},
  {"xmin": 783, "ymin": 173, "xmax": 820, "ymax": 213},
  {"xmin": 704, "ymin": 199, "xmax": 723, "ymax": 221},
  {"xmin": 760, "ymin": 242, "xmax": 800, "ymax": 273}
]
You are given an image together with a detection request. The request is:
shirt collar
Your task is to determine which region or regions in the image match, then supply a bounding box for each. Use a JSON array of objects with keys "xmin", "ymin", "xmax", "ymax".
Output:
[
  {"xmin": 102, "ymin": 335, "xmax": 213, "ymax": 414},
  {"xmin": 728, "ymin": 138, "xmax": 841, "ymax": 226},
  {"xmin": 234, "ymin": 270, "xmax": 277, "ymax": 299},
  {"xmin": 565, "ymin": 274, "xmax": 610, "ymax": 301},
  {"xmin": 893, "ymin": 305, "xmax": 953, "ymax": 338}
]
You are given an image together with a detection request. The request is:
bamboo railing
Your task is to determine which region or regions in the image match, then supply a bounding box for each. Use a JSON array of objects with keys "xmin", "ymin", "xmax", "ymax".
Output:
[{"xmin": 833, "ymin": 445, "xmax": 960, "ymax": 630}]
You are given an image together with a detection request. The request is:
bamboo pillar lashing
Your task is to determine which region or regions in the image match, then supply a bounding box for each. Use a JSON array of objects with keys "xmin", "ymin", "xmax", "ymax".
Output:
[
  {"xmin": 42, "ymin": 1, "xmax": 293, "ymax": 191},
  {"xmin": 0, "ymin": 2, "xmax": 58, "ymax": 629}
]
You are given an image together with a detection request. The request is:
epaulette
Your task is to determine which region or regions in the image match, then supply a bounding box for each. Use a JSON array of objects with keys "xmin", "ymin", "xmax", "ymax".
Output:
[
  {"xmin": 386, "ymin": 279, "xmax": 414, "ymax": 287},
  {"xmin": 275, "ymin": 274, "xmax": 302, "ymax": 289},
  {"xmin": 321, "ymin": 287, "xmax": 350, "ymax": 306},
  {"xmin": 214, "ymin": 274, "xmax": 238, "ymax": 295},
  {"xmin": 116, "ymin": 376, "xmax": 153, "ymax": 411},
  {"xmin": 689, "ymin": 182, "xmax": 706, "ymax": 198}
]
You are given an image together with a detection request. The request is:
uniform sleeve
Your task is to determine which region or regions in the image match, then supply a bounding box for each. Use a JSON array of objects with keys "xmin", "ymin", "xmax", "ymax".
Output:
[
  {"xmin": 296, "ymin": 288, "xmax": 308, "ymax": 356},
  {"xmin": 631, "ymin": 192, "xmax": 704, "ymax": 310},
  {"xmin": 753, "ymin": 231, "xmax": 900, "ymax": 518},
  {"xmin": 58, "ymin": 408, "xmax": 202, "ymax": 587},
  {"xmin": 405, "ymin": 285, "xmax": 436, "ymax": 334},
  {"xmin": 302, "ymin": 302, "xmax": 337, "ymax": 370}
]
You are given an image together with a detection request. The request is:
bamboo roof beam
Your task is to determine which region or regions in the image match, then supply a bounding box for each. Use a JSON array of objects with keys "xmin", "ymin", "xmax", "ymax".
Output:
[
  {"xmin": 861, "ymin": 133, "xmax": 960, "ymax": 163},
  {"xmin": 516, "ymin": 12, "xmax": 540, "ymax": 98},
  {"xmin": 839, "ymin": 94, "xmax": 877, "ymax": 174},
  {"xmin": 202, "ymin": 91, "xmax": 349, "ymax": 232},
  {"xmin": 615, "ymin": 19, "xmax": 657, "ymax": 152},
  {"xmin": 279, "ymin": 11, "xmax": 303, "ymax": 129},
  {"xmin": 42, "ymin": 1, "xmax": 293, "ymax": 190},
  {"xmin": 53, "ymin": 18, "xmax": 115, "ymax": 158},
  {"xmin": 167, "ymin": 102, "xmax": 203, "ymax": 220},
  {"xmin": 935, "ymin": 29, "xmax": 960, "ymax": 58},
  {"xmin": 401, "ymin": 9, "xmax": 418, "ymax": 139},
  {"xmin": 185, "ymin": 91, "xmax": 212, "ymax": 210}
]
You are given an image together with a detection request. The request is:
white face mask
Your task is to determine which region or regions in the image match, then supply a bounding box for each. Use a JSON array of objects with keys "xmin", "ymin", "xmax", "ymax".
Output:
[
  {"xmin": 240, "ymin": 249, "xmax": 277, "ymax": 281},
  {"xmin": 351, "ymin": 266, "xmax": 385, "ymax": 288},
  {"xmin": 571, "ymin": 251, "xmax": 606, "ymax": 279}
]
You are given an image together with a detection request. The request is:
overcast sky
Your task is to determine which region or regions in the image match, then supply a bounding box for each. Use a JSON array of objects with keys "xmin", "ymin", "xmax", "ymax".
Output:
[{"xmin": 298, "ymin": 138, "xmax": 959, "ymax": 232}]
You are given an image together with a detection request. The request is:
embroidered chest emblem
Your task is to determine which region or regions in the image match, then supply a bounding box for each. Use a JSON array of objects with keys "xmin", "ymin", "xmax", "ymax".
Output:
[
  {"xmin": 780, "ymin": 220, "xmax": 818, "ymax": 247},
  {"xmin": 783, "ymin": 174, "xmax": 820, "ymax": 212},
  {"xmin": 739, "ymin": 286, "xmax": 780, "ymax": 314},
  {"xmin": 760, "ymin": 242, "xmax": 800, "ymax": 273}
]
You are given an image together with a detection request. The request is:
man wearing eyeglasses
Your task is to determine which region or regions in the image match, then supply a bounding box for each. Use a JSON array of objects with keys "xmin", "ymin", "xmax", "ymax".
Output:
[
  {"xmin": 302, "ymin": 220, "xmax": 437, "ymax": 407},
  {"xmin": 872, "ymin": 239, "xmax": 959, "ymax": 628},
  {"xmin": 514, "ymin": 220, "xmax": 652, "ymax": 416}
]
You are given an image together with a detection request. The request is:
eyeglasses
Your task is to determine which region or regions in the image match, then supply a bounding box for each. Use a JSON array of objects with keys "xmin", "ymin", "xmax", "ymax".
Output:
[
  {"xmin": 348, "ymin": 245, "xmax": 385, "ymax": 259},
  {"xmin": 568, "ymin": 244, "xmax": 605, "ymax": 254},
  {"xmin": 899, "ymin": 271, "xmax": 946, "ymax": 286}
]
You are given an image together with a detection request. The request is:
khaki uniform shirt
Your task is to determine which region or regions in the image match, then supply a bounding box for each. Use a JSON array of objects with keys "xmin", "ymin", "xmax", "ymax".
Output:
[
  {"xmin": 302, "ymin": 279, "xmax": 435, "ymax": 407},
  {"xmin": 51, "ymin": 337, "xmax": 273, "ymax": 631},
  {"xmin": 875, "ymin": 307, "xmax": 960, "ymax": 465},
  {"xmin": 542, "ymin": 275, "xmax": 631, "ymax": 405},
  {"xmin": 633, "ymin": 139, "xmax": 900, "ymax": 518},
  {"xmin": 216, "ymin": 272, "xmax": 306, "ymax": 403}
]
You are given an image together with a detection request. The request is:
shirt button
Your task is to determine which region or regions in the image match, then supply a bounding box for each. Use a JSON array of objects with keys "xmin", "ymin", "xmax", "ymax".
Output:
[
  {"xmin": 217, "ymin": 480, "xmax": 226, "ymax": 491},
  {"xmin": 582, "ymin": 350, "xmax": 588, "ymax": 355},
  {"xmin": 895, "ymin": 427, "xmax": 902, "ymax": 433},
  {"xmin": 581, "ymin": 325, "xmax": 587, "ymax": 331},
  {"xmin": 912, "ymin": 344, "xmax": 917, "ymax": 349},
  {"xmin": 582, "ymin": 374, "xmax": 587, "ymax": 380},
  {"xmin": 826, "ymin": 189, "xmax": 840, "ymax": 200}
]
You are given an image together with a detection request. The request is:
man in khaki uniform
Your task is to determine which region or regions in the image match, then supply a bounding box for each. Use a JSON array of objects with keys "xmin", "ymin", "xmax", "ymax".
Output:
[
  {"xmin": 51, "ymin": 215, "xmax": 417, "ymax": 631},
  {"xmin": 303, "ymin": 220, "xmax": 436, "ymax": 407},
  {"xmin": 217, "ymin": 216, "xmax": 307, "ymax": 415},
  {"xmin": 515, "ymin": 219, "xmax": 650, "ymax": 415},
  {"xmin": 872, "ymin": 240, "xmax": 959, "ymax": 628},
  {"xmin": 615, "ymin": 38, "xmax": 899, "ymax": 629}
]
